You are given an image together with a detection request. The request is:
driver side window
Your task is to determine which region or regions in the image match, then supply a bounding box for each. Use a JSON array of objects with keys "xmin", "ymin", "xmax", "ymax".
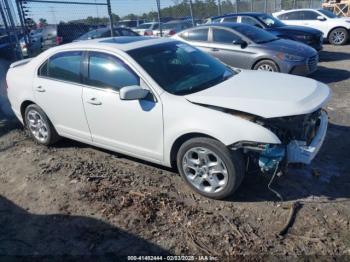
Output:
[{"xmin": 87, "ymin": 52, "xmax": 139, "ymax": 91}]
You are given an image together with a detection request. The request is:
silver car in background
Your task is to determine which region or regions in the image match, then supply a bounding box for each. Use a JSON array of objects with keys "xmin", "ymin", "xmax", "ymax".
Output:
[
  {"xmin": 155, "ymin": 20, "xmax": 193, "ymax": 37},
  {"xmin": 173, "ymin": 22, "xmax": 318, "ymax": 75}
]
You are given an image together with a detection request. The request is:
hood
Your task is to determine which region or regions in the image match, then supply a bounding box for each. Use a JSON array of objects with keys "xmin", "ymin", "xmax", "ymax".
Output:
[
  {"xmin": 268, "ymin": 25, "xmax": 323, "ymax": 36},
  {"xmin": 261, "ymin": 39, "xmax": 317, "ymax": 57},
  {"xmin": 184, "ymin": 70, "xmax": 330, "ymax": 118}
]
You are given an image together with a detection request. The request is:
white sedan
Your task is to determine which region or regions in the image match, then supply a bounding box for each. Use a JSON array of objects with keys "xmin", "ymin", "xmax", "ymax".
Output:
[
  {"xmin": 273, "ymin": 8, "xmax": 350, "ymax": 45},
  {"xmin": 6, "ymin": 37, "xmax": 331, "ymax": 199}
]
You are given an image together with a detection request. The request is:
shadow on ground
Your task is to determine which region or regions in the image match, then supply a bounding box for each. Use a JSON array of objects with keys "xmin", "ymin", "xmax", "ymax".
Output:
[
  {"xmin": 310, "ymin": 65, "xmax": 350, "ymax": 84},
  {"xmin": 0, "ymin": 195, "xmax": 170, "ymax": 258},
  {"xmin": 319, "ymin": 49, "xmax": 350, "ymax": 62}
]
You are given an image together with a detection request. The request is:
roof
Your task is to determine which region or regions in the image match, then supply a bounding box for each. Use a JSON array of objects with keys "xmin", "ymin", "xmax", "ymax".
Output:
[
  {"xmin": 274, "ymin": 8, "xmax": 321, "ymax": 14},
  {"xmin": 199, "ymin": 22, "xmax": 245, "ymax": 29},
  {"xmin": 53, "ymin": 36, "xmax": 176, "ymax": 52},
  {"xmin": 211, "ymin": 12, "xmax": 266, "ymax": 20}
]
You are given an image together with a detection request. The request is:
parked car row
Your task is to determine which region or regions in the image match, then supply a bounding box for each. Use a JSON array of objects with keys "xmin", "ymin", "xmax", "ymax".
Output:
[{"xmin": 173, "ymin": 23, "xmax": 318, "ymax": 76}]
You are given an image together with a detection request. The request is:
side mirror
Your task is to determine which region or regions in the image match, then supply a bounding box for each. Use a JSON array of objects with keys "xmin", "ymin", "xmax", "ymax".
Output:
[
  {"xmin": 317, "ymin": 15, "xmax": 326, "ymax": 21},
  {"xmin": 119, "ymin": 85, "xmax": 150, "ymax": 100},
  {"xmin": 233, "ymin": 39, "xmax": 248, "ymax": 48}
]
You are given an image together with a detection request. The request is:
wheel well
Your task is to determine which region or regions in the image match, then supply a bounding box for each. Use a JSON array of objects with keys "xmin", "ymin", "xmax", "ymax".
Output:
[
  {"xmin": 20, "ymin": 100, "xmax": 35, "ymax": 122},
  {"xmin": 327, "ymin": 26, "xmax": 348, "ymax": 39},
  {"xmin": 170, "ymin": 133, "xmax": 216, "ymax": 168},
  {"xmin": 252, "ymin": 58, "xmax": 280, "ymax": 71}
]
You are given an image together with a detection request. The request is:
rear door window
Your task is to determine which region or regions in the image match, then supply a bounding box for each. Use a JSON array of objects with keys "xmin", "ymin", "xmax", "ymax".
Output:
[
  {"xmin": 182, "ymin": 28, "xmax": 208, "ymax": 41},
  {"xmin": 42, "ymin": 51, "xmax": 82, "ymax": 83},
  {"xmin": 278, "ymin": 11, "xmax": 300, "ymax": 20}
]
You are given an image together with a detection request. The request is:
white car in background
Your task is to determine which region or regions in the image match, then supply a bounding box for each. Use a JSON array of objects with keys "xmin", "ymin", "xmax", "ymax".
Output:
[
  {"xmin": 273, "ymin": 9, "xmax": 350, "ymax": 45},
  {"xmin": 133, "ymin": 22, "xmax": 161, "ymax": 36},
  {"xmin": 6, "ymin": 37, "xmax": 330, "ymax": 199}
]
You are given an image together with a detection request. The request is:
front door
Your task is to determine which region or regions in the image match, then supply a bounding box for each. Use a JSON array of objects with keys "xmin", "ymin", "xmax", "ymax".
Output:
[
  {"xmin": 82, "ymin": 52, "xmax": 163, "ymax": 162},
  {"xmin": 210, "ymin": 27, "xmax": 251, "ymax": 69}
]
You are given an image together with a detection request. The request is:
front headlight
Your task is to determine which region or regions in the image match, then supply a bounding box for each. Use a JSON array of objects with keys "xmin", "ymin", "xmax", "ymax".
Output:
[{"xmin": 276, "ymin": 53, "xmax": 304, "ymax": 62}]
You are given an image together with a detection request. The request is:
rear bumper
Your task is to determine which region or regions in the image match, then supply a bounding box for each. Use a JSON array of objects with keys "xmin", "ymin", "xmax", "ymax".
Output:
[{"xmin": 287, "ymin": 111, "xmax": 328, "ymax": 164}]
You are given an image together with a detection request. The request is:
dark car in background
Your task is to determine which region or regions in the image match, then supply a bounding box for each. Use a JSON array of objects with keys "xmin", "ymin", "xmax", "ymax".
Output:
[
  {"xmin": 74, "ymin": 27, "xmax": 139, "ymax": 41},
  {"xmin": 210, "ymin": 13, "xmax": 323, "ymax": 51},
  {"xmin": 173, "ymin": 22, "xmax": 318, "ymax": 75},
  {"xmin": 56, "ymin": 23, "xmax": 99, "ymax": 45}
]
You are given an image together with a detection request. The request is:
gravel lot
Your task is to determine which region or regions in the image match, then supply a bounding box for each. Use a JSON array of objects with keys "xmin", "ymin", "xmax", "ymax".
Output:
[{"xmin": 0, "ymin": 45, "xmax": 349, "ymax": 259}]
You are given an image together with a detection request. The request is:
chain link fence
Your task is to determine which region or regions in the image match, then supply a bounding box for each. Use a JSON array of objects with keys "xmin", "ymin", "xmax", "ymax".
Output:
[{"xmin": 2, "ymin": 0, "xmax": 325, "ymax": 59}]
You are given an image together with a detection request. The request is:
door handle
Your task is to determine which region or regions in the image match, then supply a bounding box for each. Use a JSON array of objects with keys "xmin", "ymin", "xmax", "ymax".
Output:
[
  {"xmin": 35, "ymin": 86, "xmax": 45, "ymax": 92},
  {"xmin": 87, "ymin": 97, "xmax": 102, "ymax": 105},
  {"xmin": 211, "ymin": 48, "xmax": 219, "ymax": 52}
]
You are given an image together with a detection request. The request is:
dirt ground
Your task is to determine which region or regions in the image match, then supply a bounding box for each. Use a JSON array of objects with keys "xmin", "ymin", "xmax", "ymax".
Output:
[{"xmin": 0, "ymin": 45, "xmax": 349, "ymax": 260}]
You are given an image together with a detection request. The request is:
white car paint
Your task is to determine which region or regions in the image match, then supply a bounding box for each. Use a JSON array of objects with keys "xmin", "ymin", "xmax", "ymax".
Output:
[
  {"xmin": 273, "ymin": 9, "xmax": 350, "ymax": 38},
  {"xmin": 6, "ymin": 37, "xmax": 330, "ymax": 168},
  {"xmin": 185, "ymin": 70, "xmax": 330, "ymax": 118}
]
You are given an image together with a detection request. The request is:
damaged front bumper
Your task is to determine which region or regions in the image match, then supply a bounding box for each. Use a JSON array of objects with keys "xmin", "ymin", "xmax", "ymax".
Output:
[
  {"xmin": 286, "ymin": 110, "xmax": 328, "ymax": 164},
  {"xmin": 234, "ymin": 110, "xmax": 329, "ymax": 172}
]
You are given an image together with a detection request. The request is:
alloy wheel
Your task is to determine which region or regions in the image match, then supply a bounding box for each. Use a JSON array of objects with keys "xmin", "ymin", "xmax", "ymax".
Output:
[
  {"xmin": 182, "ymin": 147, "xmax": 228, "ymax": 194},
  {"xmin": 257, "ymin": 64, "xmax": 274, "ymax": 71},
  {"xmin": 330, "ymin": 30, "xmax": 346, "ymax": 45},
  {"xmin": 27, "ymin": 109, "xmax": 49, "ymax": 143}
]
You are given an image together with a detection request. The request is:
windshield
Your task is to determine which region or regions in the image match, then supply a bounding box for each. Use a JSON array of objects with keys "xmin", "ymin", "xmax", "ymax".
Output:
[
  {"xmin": 257, "ymin": 14, "xmax": 285, "ymax": 28},
  {"xmin": 318, "ymin": 9, "xmax": 338, "ymax": 18},
  {"xmin": 233, "ymin": 24, "xmax": 278, "ymax": 43},
  {"xmin": 128, "ymin": 41, "xmax": 235, "ymax": 95}
]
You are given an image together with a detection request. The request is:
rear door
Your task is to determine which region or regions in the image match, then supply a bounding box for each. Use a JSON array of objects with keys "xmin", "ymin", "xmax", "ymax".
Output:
[
  {"xmin": 32, "ymin": 51, "xmax": 91, "ymax": 141},
  {"xmin": 209, "ymin": 27, "xmax": 251, "ymax": 69}
]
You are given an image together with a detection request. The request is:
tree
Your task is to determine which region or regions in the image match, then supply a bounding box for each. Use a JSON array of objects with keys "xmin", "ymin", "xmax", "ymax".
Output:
[{"xmin": 38, "ymin": 18, "xmax": 48, "ymax": 26}]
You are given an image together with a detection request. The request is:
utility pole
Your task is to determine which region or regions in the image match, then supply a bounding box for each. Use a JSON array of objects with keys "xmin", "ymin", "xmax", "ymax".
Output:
[
  {"xmin": 189, "ymin": 0, "xmax": 194, "ymax": 27},
  {"xmin": 217, "ymin": 0, "xmax": 221, "ymax": 16},
  {"xmin": 107, "ymin": 0, "xmax": 114, "ymax": 36},
  {"xmin": 156, "ymin": 0, "xmax": 162, "ymax": 37}
]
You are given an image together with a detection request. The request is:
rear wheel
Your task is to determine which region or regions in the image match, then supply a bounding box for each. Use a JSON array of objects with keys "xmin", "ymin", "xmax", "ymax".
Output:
[
  {"xmin": 176, "ymin": 137, "xmax": 244, "ymax": 199},
  {"xmin": 253, "ymin": 60, "xmax": 279, "ymax": 72},
  {"xmin": 328, "ymin": 28, "xmax": 348, "ymax": 45},
  {"xmin": 24, "ymin": 104, "xmax": 60, "ymax": 145}
]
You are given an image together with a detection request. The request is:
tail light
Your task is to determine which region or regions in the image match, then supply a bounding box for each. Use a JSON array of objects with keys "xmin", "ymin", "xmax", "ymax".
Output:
[
  {"xmin": 168, "ymin": 30, "xmax": 176, "ymax": 36},
  {"xmin": 144, "ymin": 31, "xmax": 153, "ymax": 36},
  {"xmin": 56, "ymin": 36, "xmax": 63, "ymax": 45}
]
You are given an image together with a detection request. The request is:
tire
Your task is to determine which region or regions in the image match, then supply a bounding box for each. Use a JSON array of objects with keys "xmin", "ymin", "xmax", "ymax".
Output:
[
  {"xmin": 253, "ymin": 60, "xmax": 279, "ymax": 72},
  {"xmin": 176, "ymin": 137, "xmax": 244, "ymax": 200},
  {"xmin": 328, "ymin": 28, "xmax": 348, "ymax": 45},
  {"xmin": 24, "ymin": 104, "xmax": 60, "ymax": 145}
]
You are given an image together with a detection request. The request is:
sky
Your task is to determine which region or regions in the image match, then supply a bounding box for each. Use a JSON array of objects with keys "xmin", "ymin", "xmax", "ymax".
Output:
[{"xmin": 10, "ymin": 0, "xmax": 181, "ymax": 25}]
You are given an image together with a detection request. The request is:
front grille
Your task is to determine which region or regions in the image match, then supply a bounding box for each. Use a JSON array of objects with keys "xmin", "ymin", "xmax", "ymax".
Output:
[{"xmin": 308, "ymin": 55, "xmax": 318, "ymax": 72}]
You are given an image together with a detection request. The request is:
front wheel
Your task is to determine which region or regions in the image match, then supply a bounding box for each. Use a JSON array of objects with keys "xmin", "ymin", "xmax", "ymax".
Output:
[
  {"xmin": 253, "ymin": 60, "xmax": 279, "ymax": 72},
  {"xmin": 176, "ymin": 137, "xmax": 244, "ymax": 199},
  {"xmin": 328, "ymin": 28, "xmax": 348, "ymax": 45}
]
